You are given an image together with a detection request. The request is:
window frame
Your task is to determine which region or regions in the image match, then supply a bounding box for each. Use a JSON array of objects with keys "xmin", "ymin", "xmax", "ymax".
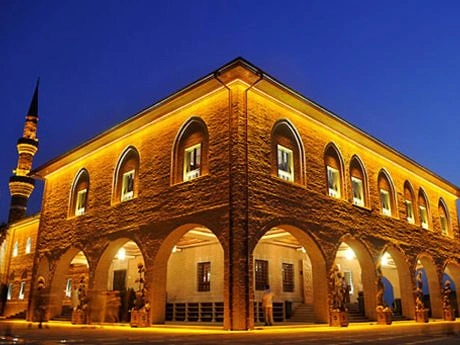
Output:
[
  {"xmin": 419, "ymin": 205, "xmax": 429, "ymax": 229},
  {"xmin": 7, "ymin": 283, "xmax": 13, "ymax": 300},
  {"xmin": 405, "ymin": 199, "xmax": 415, "ymax": 224},
  {"xmin": 327, "ymin": 166, "xmax": 341, "ymax": 198},
  {"xmin": 12, "ymin": 241, "xmax": 19, "ymax": 257},
  {"xmin": 18, "ymin": 281, "xmax": 26, "ymax": 300},
  {"xmin": 255, "ymin": 259, "xmax": 269, "ymax": 291},
  {"xmin": 184, "ymin": 143, "xmax": 202, "ymax": 181},
  {"xmin": 380, "ymin": 189, "xmax": 391, "ymax": 216},
  {"xmin": 197, "ymin": 261, "xmax": 211, "ymax": 292},
  {"xmin": 75, "ymin": 188, "xmax": 87, "ymax": 216},
  {"xmin": 25, "ymin": 237, "xmax": 32, "ymax": 254},
  {"xmin": 121, "ymin": 169, "xmax": 135, "ymax": 202},
  {"xmin": 277, "ymin": 144, "xmax": 294, "ymax": 181},
  {"xmin": 282, "ymin": 262, "xmax": 294, "ymax": 292}
]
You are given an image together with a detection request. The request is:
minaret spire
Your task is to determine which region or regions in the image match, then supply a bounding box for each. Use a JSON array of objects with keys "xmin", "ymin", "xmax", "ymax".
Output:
[{"xmin": 8, "ymin": 79, "xmax": 40, "ymax": 223}]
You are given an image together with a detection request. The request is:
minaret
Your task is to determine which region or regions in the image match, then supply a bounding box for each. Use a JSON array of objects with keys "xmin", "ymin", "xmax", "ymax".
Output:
[{"xmin": 8, "ymin": 79, "xmax": 40, "ymax": 223}]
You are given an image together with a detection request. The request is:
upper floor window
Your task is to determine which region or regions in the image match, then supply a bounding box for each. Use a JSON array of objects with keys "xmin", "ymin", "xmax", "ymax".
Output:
[
  {"xmin": 404, "ymin": 181, "xmax": 415, "ymax": 224},
  {"xmin": 324, "ymin": 144, "xmax": 343, "ymax": 199},
  {"xmin": 197, "ymin": 261, "xmax": 211, "ymax": 292},
  {"xmin": 12, "ymin": 241, "xmax": 18, "ymax": 257},
  {"xmin": 350, "ymin": 156, "xmax": 367, "ymax": 207},
  {"xmin": 7, "ymin": 283, "xmax": 12, "ymax": 300},
  {"xmin": 121, "ymin": 170, "xmax": 135, "ymax": 201},
  {"xmin": 25, "ymin": 237, "xmax": 32, "ymax": 254},
  {"xmin": 184, "ymin": 143, "xmax": 201, "ymax": 181},
  {"xmin": 114, "ymin": 147, "xmax": 139, "ymax": 203},
  {"xmin": 418, "ymin": 189, "xmax": 429, "ymax": 229},
  {"xmin": 65, "ymin": 278, "xmax": 72, "ymax": 298},
  {"xmin": 438, "ymin": 199, "xmax": 450, "ymax": 236},
  {"xmin": 173, "ymin": 117, "xmax": 208, "ymax": 184},
  {"xmin": 18, "ymin": 281, "xmax": 26, "ymax": 300},
  {"xmin": 70, "ymin": 169, "xmax": 89, "ymax": 217},
  {"xmin": 277, "ymin": 144, "xmax": 293, "ymax": 181},
  {"xmin": 378, "ymin": 170, "xmax": 396, "ymax": 217},
  {"xmin": 271, "ymin": 120, "xmax": 304, "ymax": 184}
]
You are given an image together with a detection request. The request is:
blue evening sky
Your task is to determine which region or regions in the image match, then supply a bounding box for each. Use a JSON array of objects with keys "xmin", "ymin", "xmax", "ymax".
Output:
[{"xmin": 0, "ymin": 0, "xmax": 459, "ymax": 223}]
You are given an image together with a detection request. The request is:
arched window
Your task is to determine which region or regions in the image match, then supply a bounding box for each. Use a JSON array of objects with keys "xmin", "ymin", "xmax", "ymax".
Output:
[
  {"xmin": 271, "ymin": 120, "xmax": 304, "ymax": 184},
  {"xmin": 349, "ymin": 155, "xmax": 367, "ymax": 207},
  {"xmin": 113, "ymin": 147, "xmax": 140, "ymax": 203},
  {"xmin": 438, "ymin": 198, "xmax": 450, "ymax": 236},
  {"xmin": 69, "ymin": 169, "xmax": 89, "ymax": 216},
  {"xmin": 378, "ymin": 169, "xmax": 396, "ymax": 217},
  {"xmin": 418, "ymin": 188, "xmax": 429, "ymax": 229},
  {"xmin": 324, "ymin": 143, "xmax": 344, "ymax": 199},
  {"xmin": 403, "ymin": 181, "xmax": 415, "ymax": 224},
  {"xmin": 172, "ymin": 117, "xmax": 209, "ymax": 184},
  {"xmin": 25, "ymin": 237, "xmax": 32, "ymax": 254}
]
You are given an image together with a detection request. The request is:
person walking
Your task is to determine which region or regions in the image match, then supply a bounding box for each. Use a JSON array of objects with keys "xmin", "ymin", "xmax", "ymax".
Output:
[{"xmin": 262, "ymin": 284, "xmax": 274, "ymax": 326}]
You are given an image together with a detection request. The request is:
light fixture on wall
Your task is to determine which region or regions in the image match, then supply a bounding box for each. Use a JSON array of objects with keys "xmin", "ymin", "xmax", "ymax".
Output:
[{"xmin": 116, "ymin": 247, "xmax": 126, "ymax": 261}]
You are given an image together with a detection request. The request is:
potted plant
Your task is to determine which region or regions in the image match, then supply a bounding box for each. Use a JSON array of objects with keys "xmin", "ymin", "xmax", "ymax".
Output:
[
  {"xmin": 72, "ymin": 276, "xmax": 89, "ymax": 324},
  {"xmin": 414, "ymin": 271, "xmax": 429, "ymax": 323},
  {"xmin": 375, "ymin": 265, "xmax": 392, "ymax": 325},
  {"xmin": 329, "ymin": 265, "xmax": 349, "ymax": 327},
  {"xmin": 130, "ymin": 263, "xmax": 150, "ymax": 327},
  {"xmin": 442, "ymin": 280, "xmax": 455, "ymax": 321}
]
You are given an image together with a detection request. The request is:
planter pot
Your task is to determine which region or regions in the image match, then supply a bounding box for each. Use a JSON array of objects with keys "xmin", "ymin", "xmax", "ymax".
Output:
[
  {"xmin": 415, "ymin": 309, "xmax": 429, "ymax": 323},
  {"xmin": 130, "ymin": 310, "xmax": 150, "ymax": 327},
  {"xmin": 376, "ymin": 310, "xmax": 392, "ymax": 325},
  {"xmin": 72, "ymin": 309, "xmax": 88, "ymax": 324},
  {"xmin": 329, "ymin": 310, "xmax": 348, "ymax": 327},
  {"xmin": 443, "ymin": 308, "xmax": 456, "ymax": 321}
]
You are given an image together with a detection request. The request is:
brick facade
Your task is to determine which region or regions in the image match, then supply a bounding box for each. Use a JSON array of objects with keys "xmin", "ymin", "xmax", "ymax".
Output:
[{"xmin": 2, "ymin": 58, "xmax": 459, "ymax": 330}]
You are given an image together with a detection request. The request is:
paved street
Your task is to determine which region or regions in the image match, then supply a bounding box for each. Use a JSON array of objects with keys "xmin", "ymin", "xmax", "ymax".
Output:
[{"xmin": 0, "ymin": 320, "xmax": 459, "ymax": 344}]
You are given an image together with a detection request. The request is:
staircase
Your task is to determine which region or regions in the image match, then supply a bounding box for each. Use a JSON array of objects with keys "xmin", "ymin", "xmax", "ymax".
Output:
[
  {"xmin": 288, "ymin": 304, "xmax": 315, "ymax": 323},
  {"xmin": 347, "ymin": 303, "xmax": 369, "ymax": 323}
]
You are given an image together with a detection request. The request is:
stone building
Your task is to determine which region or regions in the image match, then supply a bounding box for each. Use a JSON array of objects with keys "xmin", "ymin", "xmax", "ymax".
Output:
[{"xmin": 1, "ymin": 58, "xmax": 459, "ymax": 330}]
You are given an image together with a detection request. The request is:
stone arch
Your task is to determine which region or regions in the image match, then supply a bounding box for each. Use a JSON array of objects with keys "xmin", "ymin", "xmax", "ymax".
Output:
[
  {"xmin": 271, "ymin": 119, "xmax": 306, "ymax": 185},
  {"xmin": 68, "ymin": 168, "xmax": 90, "ymax": 217},
  {"xmin": 253, "ymin": 222, "xmax": 328, "ymax": 323},
  {"xmin": 377, "ymin": 169, "xmax": 397, "ymax": 217},
  {"xmin": 417, "ymin": 188, "xmax": 430, "ymax": 229},
  {"xmin": 416, "ymin": 253, "xmax": 442, "ymax": 318},
  {"xmin": 379, "ymin": 244, "xmax": 415, "ymax": 319},
  {"xmin": 337, "ymin": 235, "xmax": 378, "ymax": 319},
  {"xmin": 438, "ymin": 198, "xmax": 451, "ymax": 236},
  {"xmin": 324, "ymin": 142, "xmax": 345, "ymax": 199},
  {"xmin": 47, "ymin": 247, "xmax": 89, "ymax": 319},
  {"xmin": 444, "ymin": 260, "xmax": 460, "ymax": 315},
  {"xmin": 403, "ymin": 180, "xmax": 416, "ymax": 224},
  {"xmin": 112, "ymin": 146, "xmax": 140, "ymax": 203},
  {"xmin": 349, "ymin": 154, "xmax": 369, "ymax": 207},
  {"xmin": 150, "ymin": 223, "xmax": 224, "ymax": 324},
  {"xmin": 171, "ymin": 116, "xmax": 209, "ymax": 184}
]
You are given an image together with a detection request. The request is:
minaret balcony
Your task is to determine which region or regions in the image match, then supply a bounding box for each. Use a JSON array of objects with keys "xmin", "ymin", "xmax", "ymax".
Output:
[
  {"xmin": 9, "ymin": 175, "xmax": 35, "ymax": 198},
  {"xmin": 17, "ymin": 137, "xmax": 38, "ymax": 155}
]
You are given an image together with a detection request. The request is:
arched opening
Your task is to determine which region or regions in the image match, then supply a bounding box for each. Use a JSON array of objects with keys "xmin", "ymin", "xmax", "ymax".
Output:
[
  {"xmin": 444, "ymin": 261, "xmax": 460, "ymax": 317},
  {"xmin": 172, "ymin": 117, "xmax": 209, "ymax": 184},
  {"xmin": 377, "ymin": 169, "xmax": 396, "ymax": 217},
  {"xmin": 416, "ymin": 254, "xmax": 442, "ymax": 318},
  {"xmin": 403, "ymin": 181, "xmax": 416, "ymax": 224},
  {"xmin": 69, "ymin": 169, "xmax": 89, "ymax": 217},
  {"xmin": 349, "ymin": 155, "xmax": 368, "ymax": 207},
  {"xmin": 333, "ymin": 239, "xmax": 377, "ymax": 320},
  {"xmin": 113, "ymin": 147, "xmax": 140, "ymax": 203},
  {"xmin": 271, "ymin": 120, "xmax": 305, "ymax": 184},
  {"xmin": 324, "ymin": 143, "xmax": 344, "ymax": 199},
  {"xmin": 379, "ymin": 246, "xmax": 414, "ymax": 319},
  {"xmin": 165, "ymin": 226, "xmax": 224, "ymax": 323},
  {"xmin": 252, "ymin": 225, "xmax": 328, "ymax": 324},
  {"xmin": 93, "ymin": 239, "xmax": 145, "ymax": 323}
]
